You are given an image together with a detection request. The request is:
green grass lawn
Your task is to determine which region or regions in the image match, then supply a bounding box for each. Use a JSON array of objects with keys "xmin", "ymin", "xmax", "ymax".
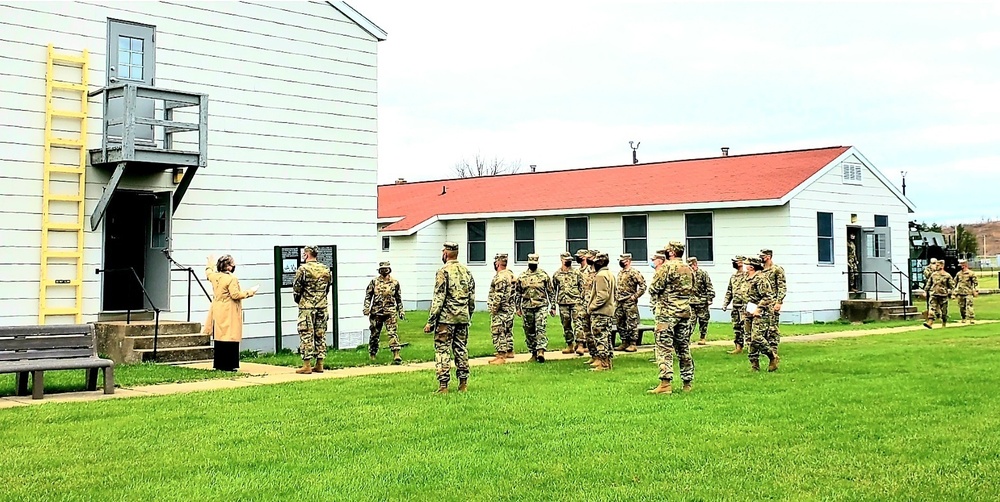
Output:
[
  {"xmin": 0, "ymin": 363, "xmax": 243, "ymax": 398},
  {"xmin": 2, "ymin": 323, "xmax": 999, "ymax": 500},
  {"xmin": 976, "ymin": 271, "xmax": 998, "ymax": 290},
  {"xmin": 247, "ymin": 294, "xmax": 1000, "ymax": 369}
]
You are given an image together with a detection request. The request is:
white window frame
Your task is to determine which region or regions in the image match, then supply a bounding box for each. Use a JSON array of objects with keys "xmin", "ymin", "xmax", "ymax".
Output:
[
  {"xmin": 842, "ymin": 162, "xmax": 863, "ymax": 185},
  {"xmin": 621, "ymin": 214, "xmax": 648, "ymax": 262},
  {"xmin": 684, "ymin": 211, "xmax": 714, "ymax": 264},
  {"xmin": 513, "ymin": 219, "xmax": 535, "ymax": 263},
  {"xmin": 466, "ymin": 220, "xmax": 487, "ymax": 264},
  {"xmin": 817, "ymin": 211, "xmax": 835, "ymax": 264},
  {"xmin": 565, "ymin": 216, "xmax": 589, "ymax": 255},
  {"xmin": 381, "ymin": 236, "xmax": 390, "ymax": 251}
]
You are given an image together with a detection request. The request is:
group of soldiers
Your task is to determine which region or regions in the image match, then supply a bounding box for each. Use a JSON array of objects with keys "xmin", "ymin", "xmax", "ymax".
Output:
[
  {"xmin": 922, "ymin": 258, "xmax": 979, "ymax": 328},
  {"xmin": 414, "ymin": 240, "xmax": 788, "ymax": 395}
]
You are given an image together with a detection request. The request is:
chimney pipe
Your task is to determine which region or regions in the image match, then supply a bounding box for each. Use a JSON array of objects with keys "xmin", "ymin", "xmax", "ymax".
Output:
[
  {"xmin": 395, "ymin": 178, "xmax": 407, "ymax": 185},
  {"xmin": 530, "ymin": 164, "xmax": 537, "ymax": 173},
  {"xmin": 721, "ymin": 147, "xmax": 729, "ymax": 157}
]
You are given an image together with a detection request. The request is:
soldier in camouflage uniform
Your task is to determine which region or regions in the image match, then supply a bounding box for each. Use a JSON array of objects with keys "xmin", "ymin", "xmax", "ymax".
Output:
[
  {"xmin": 487, "ymin": 253, "xmax": 517, "ymax": 365},
  {"xmin": 923, "ymin": 261, "xmax": 954, "ymax": 329},
  {"xmin": 614, "ymin": 253, "xmax": 647, "ymax": 352},
  {"xmin": 424, "ymin": 242, "xmax": 476, "ymax": 394},
  {"xmin": 516, "ymin": 253, "xmax": 555, "ymax": 363},
  {"xmin": 647, "ymin": 242, "xmax": 696, "ymax": 394},
  {"xmin": 954, "ymin": 259, "xmax": 978, "ymax": 324},
  {"xmin": 552, "ymin": 252, "xmax": 584, "ymax": 354},
  {"xmin": 922, "ymin": 258, "xmax": 939, "ymax": 312},
  {"xmin": 576, "ymin": 249, "xmax": 597, "ymax": 360},
  {"xmin": 687, "ymin": 256, "xmax": 715, "ymax": 346},
  {"xmin": 364, "ymin": 261, "xmax": 404, "ymax": 364},
  {"xmin": 743, "ymin": 257, "xmax": 779, "ymax": 372},
  {"xmin": 293, "ymin": 246, "xmax": 332, "ymax": 374},
  {"xmin": 721, "ymin": 256, "xmax": 749, "ymax": 354},
  {"xmin": 588, "ymin": 251, "xmax": 617, "ymax": 371},
  {"xmin": 759, "ymin": 249, "xmax": 786, "ymax": 354},
  {"xmin": 847, "ymin": 234, "xmax": 860, "ymax": 292}
]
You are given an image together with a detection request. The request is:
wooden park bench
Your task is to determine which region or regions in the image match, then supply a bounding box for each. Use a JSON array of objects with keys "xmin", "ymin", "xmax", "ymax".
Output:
[{"xmin": 0, "ymin": 324, "xmax": 114, "ymax": 400}]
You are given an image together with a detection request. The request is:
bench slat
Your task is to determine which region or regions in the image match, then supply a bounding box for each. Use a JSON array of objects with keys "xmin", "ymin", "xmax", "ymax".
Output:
[
  {"xmin": 0, "ymin": 324, "xmax": 93, "ymax": 337},
  {"xmin": 0, "ymin": 357, "xmax": 113, "ymax": 373},
  {"xmin": 0, "ymin": 348, "xmax": 94, "ymax": 362},
  {"xmin": 0, "ymin": 335, "xmax": 94, "ymax": 351}
]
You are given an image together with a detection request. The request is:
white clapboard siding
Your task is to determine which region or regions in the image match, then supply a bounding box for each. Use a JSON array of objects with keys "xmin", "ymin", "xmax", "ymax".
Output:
[{"xmin": 0, "ymin": 1, "xmax": 382, "ymax": 348}]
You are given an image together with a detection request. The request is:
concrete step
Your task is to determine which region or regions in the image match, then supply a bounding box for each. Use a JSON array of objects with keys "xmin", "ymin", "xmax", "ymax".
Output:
[
  {"xmin": 131, "ymin": 333, "xmax": 212, "ymax": 350},
  {"xmin": 138, "ymin": 346, "xmax": 214, "ymax": 363},
  {"xmin": 95, "ymin": 321, "xmax": 202, "ymax": 337}
]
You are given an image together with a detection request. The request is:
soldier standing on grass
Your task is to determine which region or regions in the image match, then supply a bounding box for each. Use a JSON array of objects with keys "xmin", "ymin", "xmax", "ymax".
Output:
[
  {"xmin": 647, "ymin": 242, "xmax": 695, "ymax": 394},
  {"xmin": 743, "ymin": 257, "xmax": 779, "ymax": 372},
  {"xmin": 923, "ymin": 261, "xmax": 955, "ymax": 329},
  {"xmin": 576, "ymin": 249, "xmax": 597, "ymax": 361},
  {"xmin": 363, "ymin": 261, "xmax": 404, "ymax": 364},
  {"xmin": 487, "ymin": 253, "xmax": 517, "ymax": 365},
  {"xmin": 424, "ymin": 242, "xmax": 476, "ymax": 394},
  {"xmin": 922, "ymin": 258, "xmax": 939, "ymax": 312},
  {"xmin": 614, "ymin": 253, "xmax": 646, "ymax": 353},
  {"xmin": 759, "ymin": 249, "xmax": 786, "ymax": 355},
  {"xmin": 954, "ymin": 259, "xmax": 978, "ymax": 324},
  {"xmin": 516, "ymin": 253, "xmax": 555, "ymax": 363},
  {"xmin": 293, "ymin": 246, "xmax": 332, "ymax": 375},
  {"xmin": 587, "ymin": 251, "xmax": 617, "ymax": 371},
  {"xmin": 552, "ymin": 252, "xmax": 584, "ymax": 355},
  {"xmin": 722, "ymin": 256, "xmax": 749, "ymax": 355},
  {"xmin": 687, "ymin": 256, "xmax": 715, "ymax": 346}
]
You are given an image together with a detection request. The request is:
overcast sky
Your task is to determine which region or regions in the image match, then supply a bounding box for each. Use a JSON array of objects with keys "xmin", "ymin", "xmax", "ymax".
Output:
[{"xmin": 354, "ymin": 1, "xmax": 999, "ymax": 225}]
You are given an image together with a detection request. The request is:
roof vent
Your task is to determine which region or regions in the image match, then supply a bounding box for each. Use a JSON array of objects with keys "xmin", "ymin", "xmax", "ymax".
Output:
[
  {"xmin": 721, "ymin": 147, "xmax": 729, "ymax": 157},
  {"xmin": 530, "ymin": 164, "xmax": 537, "ymax": 173},
  {"xmin": 440, "ymin": 185, "xmax": 447, "ymax": 195},
  {"xmin": 395, "ymin": 178, "xmax": 407, "ymax": 185}
]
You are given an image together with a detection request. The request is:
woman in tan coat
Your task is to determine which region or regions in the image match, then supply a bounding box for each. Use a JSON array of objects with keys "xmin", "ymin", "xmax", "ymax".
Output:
[{"xmin": 204, "ymin": 254, "xmax": 258, "ymax": 371}]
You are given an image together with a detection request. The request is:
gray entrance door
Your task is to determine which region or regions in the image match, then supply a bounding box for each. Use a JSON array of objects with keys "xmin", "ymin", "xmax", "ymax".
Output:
[
  {"xmin": 107, "ymin": 20, "xmax": 156, "ymax": 142},
  {"xmin": 861, "ymin": 227, "xmax": 893, "ymax": 293},
  {"xmin": 143, "ymin": 191, "xmax": 172, "ymax": 311}
]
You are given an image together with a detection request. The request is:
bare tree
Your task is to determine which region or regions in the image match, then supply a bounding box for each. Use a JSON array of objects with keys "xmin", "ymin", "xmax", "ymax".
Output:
[{"xmin": 453, "ymin": 153, "xmax": 523, "ymax": 178}]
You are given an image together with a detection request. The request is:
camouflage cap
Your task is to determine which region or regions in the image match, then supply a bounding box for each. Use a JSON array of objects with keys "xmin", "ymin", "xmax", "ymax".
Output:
[
  {"xmin": 746, "ymin": 257, "xmax": 764, "ymax": 269},
  {"xmin": 494, "ymin": 253, "xmax": 509, "ymax": 263},
  {"xmin": 594, "ymin": 251, "xmax": 609, "ymax": 261},
  {"xmin": 760, "ymin": 248, "xmax": 773, "ymax": 256},
  {"xmin": 442, "ymin": 241, "xmax": 459, "ymax": 251},
  {"xmin": 686, "ymin": 257, "xmax": 698, "ymax": 263},
  {"xmin": 619, "ymin": 253, "xmax": 632, "ymax": 261},
  {"xmin": 575, "ymin": 249, "xmax": 593, "ymax": 258},
  {"xmin": 667, "ymin": 241, "xmax": 684, "ymax": 253},
  {"xmin": 527, "ymin": 253, "xmax": 540, "ymax": 264},
  {"xmin": 653, "ymin": 250, "xmax": 667, "ymax": 260},
  {"xmin": 958, "ymin": 258, "xmax": 967, "ymax": 264},
  {"xmin": 378, "ymin": 261, "xmax": 391, "ymax": 270},
  {"xmin": 929, "ymin": 258, "xmax": 938, "ymax": 263},
  {"xmin": 559, "ymin": 252, "xmax": 573, "ymax": 260},
  {"xmin": 734, "ymin": 255, "xmax": 747, "ymax": 262}
]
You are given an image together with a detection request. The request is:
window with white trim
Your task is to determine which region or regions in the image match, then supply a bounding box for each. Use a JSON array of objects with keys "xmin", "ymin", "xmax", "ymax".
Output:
[
  {"xmin": 467, "ymin": 221, "xmax": 486, "ymax": 263},
  {"xmin": 817, "ymin": 212, "xmax": 834, "ymax": 263},
  {"xmin": 381, "ymin": 236, "xmax": 390, "ymax": 251},
  {"xmin": 842, "ymin": 162, "xmax": 863, "ymax": 184},
  {"xmin": 565, "ymin": 217, "xmax": 588, "ymax": 254},
  {"xmin": 514, "ymin": 219, "xmax": 535, "ymax": 262},
  {"xmin": 685, "ymin": 212, "xmax": 714, "ymax": 262},
  {"xmin": 622, "ymin": 215, "xmax": 647, "ymax": 261}
]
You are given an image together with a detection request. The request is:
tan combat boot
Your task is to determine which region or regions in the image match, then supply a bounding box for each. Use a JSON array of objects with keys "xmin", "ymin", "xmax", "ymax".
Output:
[
  {"xmin": 648, "ymin": 380, "xmax": 672, "ymax": 394},
  {"xmin": 682, "ymin": 382, "xmax": 692, "ymax": 392},
  {"xmin": 528, "ymin": 351, "xmax": 538, "ymax": 362},
  {"xmin": 589, "ymin": 356, "xmax": 602, "ymax": 367},
  {"xmin": 434, "ymin": 384, "xmax": 449, "ymax": 394},
  {"xmin": 458, "ymin": 379, "xmax": 468, "ymax": 392},
  {"xmin": 295, "ymin": 359, "xmax": 313, "ymax": 374},
  {"xmin": 750, "ymin": 360, "xmax": 760, "ymax": 372},
  {"xmin": 505, "ymin": 351, "xmax": 515, "ymax": 359},
  {"xmin": 624, "ymin": 343, "xmax": 637, "ymax": 352},
  {"xmin": 488, "ymin": 353, "xmax": 505, "ymax": 365},
  {"xmin": 615, "ymin": 341, "xmax": 629, "ymax": 352},
  {"xmin": 536, "ymin": 349, "xmax": 546, "ymax": 363},
  {"xmin": 728, "ymin": 344, "xmax": 743, "ymax": 355},
  {"xmin": 697, "ymin": 338, "xmax": 707, "ymax": 346},
  {"xmin": 561, "ymin": 344, "xmax": 574, "ymax": 354},
  {"xmin": 392, "ymin": 349, "xmax": 402, "ymax": 365},
  {"xmin": 575, "ymin": 343, "xmax": 586, "ymax": 356},
  {"xmin": 767, "ymin": 353, "xmax": 780, "ymax": 372},
  {"xmin": 590, "ymin": 357, "xmax": 610, "ymax": 372},
  {"xmin": 313, "ymin": 358, "xmax": 324, "ymax": 373}
]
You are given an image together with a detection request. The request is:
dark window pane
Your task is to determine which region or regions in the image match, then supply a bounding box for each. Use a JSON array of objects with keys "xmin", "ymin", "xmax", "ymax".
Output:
[
  {"xmin": 381, "ymin": 236, "xmax": 389, "ymax": 251},
  {"xmin": 566, "ymin": 217, "xmax": 588, "ymax": 240},
  {"xmin": 686, "ymin": 237, "xmax": 713, "ymax": 263},
  {"xmin": 516, "ymin": 242, "xmax": 534, "ymax": 262},
  {"xmin": 469, "ymin": 242, "xmax": 486, "ymax": 263},
  {"xmin": 624, "ymin": 239, "xmax": 647, "ymax": 261},
  {"xmin": 467, "ymin": 221, "xmax": 486, "ymax": 242},
  {"xmin": 623, "ymin": 215, "xmax": 647, "ymax": 238},
  {"xmin": 514, "ymin": 220, "xmax": 534, "ymax": 241},
  {"xmin": 875, "ymin": 215, "xmax": 888, "ymax": 227},
  {"xmin": 817, "ymin": 212, "xmax": 833, "ymax": 237},
  {"xmin": 567, "ymin": 239, "xmax": 588, "ymax": 254},
  {"xmin": 685, "ymin": 213, "xmax": 713, "ymax": 237},
  {"xmin": 818, "ymin": 237, "xmax": 833, "ymax": 263}
]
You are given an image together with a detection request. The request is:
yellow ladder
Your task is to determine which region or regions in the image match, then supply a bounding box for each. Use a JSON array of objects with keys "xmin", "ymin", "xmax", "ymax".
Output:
[{"xmin": 39, "ymin": 44, "xmax": 89, "ymax": 324}]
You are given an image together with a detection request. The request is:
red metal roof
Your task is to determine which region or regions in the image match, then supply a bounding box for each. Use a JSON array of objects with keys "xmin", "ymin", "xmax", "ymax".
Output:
[{"xmin": 378, "ymin": 146, "xmax": 851, "ymax": 232}]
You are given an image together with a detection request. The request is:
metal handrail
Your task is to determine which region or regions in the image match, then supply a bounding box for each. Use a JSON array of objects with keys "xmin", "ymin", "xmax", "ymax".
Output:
[
  {"xmin": 94, "ymin": 266, "xmax": 163, "ymax": 360},
  {"xmin": 844, "ymin": 270, "xmax": 908, "ymax": 302},
  {"xmin": 163, "ymin": 250, "xmax": 212, "ymax": 323}
]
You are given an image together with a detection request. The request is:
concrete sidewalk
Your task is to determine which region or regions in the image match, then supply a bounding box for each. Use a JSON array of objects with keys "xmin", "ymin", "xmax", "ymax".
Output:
[{"xmin": 2, "ymin": 320, "xmax": 994, "ymax": 409}]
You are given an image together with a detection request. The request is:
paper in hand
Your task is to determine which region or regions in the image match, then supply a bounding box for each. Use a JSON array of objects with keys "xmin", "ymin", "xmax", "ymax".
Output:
[{"xmin": 745, "ymin": 302, "xmax": 758, "ymax": 313}]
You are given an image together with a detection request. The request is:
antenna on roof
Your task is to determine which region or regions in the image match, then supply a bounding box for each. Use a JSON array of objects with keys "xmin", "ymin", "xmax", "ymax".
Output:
[{"xmin": 629, "ymin": 141, "xmax": 640, "ymax": 164}]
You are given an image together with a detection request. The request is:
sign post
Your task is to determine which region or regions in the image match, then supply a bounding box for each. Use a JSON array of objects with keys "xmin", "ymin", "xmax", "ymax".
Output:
[{"xmin": 273, "ymin": 245, "xmax": 338, "ymax": 353}]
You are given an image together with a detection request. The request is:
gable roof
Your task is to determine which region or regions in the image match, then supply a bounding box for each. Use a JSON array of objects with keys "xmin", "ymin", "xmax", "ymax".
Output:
[
  {"xmin": 378, "ymin": 146, "xmax": 912, "ymax": 234},
  {"xmin": 328, "ymin": 1, "xmax": 387, "ymax": 41}
]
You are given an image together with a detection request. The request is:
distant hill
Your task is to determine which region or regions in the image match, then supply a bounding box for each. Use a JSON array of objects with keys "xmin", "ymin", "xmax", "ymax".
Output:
[{"xmin": 941, "ymin": 220, "xmax": 1000, "ymax": 256}]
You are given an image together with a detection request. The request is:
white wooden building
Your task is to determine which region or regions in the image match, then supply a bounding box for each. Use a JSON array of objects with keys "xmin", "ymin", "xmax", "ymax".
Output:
[
  {"xmin": 378, "ymin": 147, "xmax": 916, "ymax": 323},
  {"xmin": 0, "ymin": 1, "xmax": 386, "ymax": 352}
]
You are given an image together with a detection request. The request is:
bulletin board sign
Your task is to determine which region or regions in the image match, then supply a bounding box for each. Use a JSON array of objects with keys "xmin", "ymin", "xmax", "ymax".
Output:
[{"xmin": 273, "ymin": 245, "xmax": 338, "ymax": 351}]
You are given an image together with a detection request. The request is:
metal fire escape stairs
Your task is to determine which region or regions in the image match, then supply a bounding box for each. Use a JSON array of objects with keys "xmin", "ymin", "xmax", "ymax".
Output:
[{"xmin": 38, "ymin": 45, "xmax": 90, "ymax": 324}]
